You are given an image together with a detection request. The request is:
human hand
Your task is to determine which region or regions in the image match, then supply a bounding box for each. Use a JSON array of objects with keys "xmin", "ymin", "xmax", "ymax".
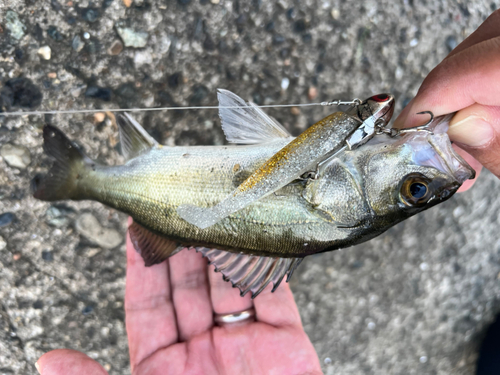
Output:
[
  {"xmin": 36, "ymin": 221, "xmax": 322, "ymax": 374},
  {"xmin": 394, "ymin": 10, "xmax": 500, "ymax": 191}
]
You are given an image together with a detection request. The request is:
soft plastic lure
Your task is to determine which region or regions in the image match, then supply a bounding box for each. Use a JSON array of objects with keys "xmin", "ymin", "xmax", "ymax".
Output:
[{"xmin": 177, "ymin": 91, "xmax": 395, "ymax": 229}]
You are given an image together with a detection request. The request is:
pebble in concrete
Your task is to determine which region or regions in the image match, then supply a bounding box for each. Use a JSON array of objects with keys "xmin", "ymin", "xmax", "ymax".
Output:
[
  {"xmin": 0, "ymin": 144, "xmax": 31, "ymax": 169},
  {"xmin": 0, "ymin": 213, "xmax": 15, "ymax": 228},
  {"xmin": 41, "ymin": 250, "xmax": 54, "ymax": 262},
  {"xmin": 85, "ymin": 86, "xmax": 112, "ymax": 101},
  {"xmin": 5, "ymin": 11, "xmax": 26, "ymax": 42},
  {"xmin": 75, "ymin": 213, "xmax": 122, "ymax": 249},
  {"xmin": 115, "ymin": 23, "xmax": 149, "ymax": 48},
  {"xmin": 47, "ymin": 26, "xmax": 64, "ymax": 41},
  {"xmin": 38, "ymin": 46, "xmax": 52, "ymax": 60},
  {"xmin": 108, "ymin": 40, "xmax": 124, "ymax": 55},
  {"xmin": 0, "ymin": 236, "xmax": 6, "ymax": 250},
  {"xmin": 45, "ymin": 206, "xmax": 74, "ymax": 227},
  {"xmin": 72, "ymin": 35, "xmax": 85, "ymax": 52}
]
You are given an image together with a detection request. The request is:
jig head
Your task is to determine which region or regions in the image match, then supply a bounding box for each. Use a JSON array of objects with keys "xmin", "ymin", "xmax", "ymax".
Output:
[
  {"xmin": 343, "ymin": 94, "xmax": 396, "ymax": 150},
  {"xmin": 302, "ymin": 94, "xmax": 395, "ymax": 180}
]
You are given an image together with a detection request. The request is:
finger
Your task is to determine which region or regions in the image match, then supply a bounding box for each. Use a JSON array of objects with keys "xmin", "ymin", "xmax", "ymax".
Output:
[
  {"xmin": 253, "ymin": 281, "xmax": 302, "ymax": 327},
  {"xmin": 208, "ymin": 264, "xmax": 253, "ymax": 314},
  {"xmin": 394, "ymin": 36, "xmax": 500, "ymax": 128},
  {"xmin": 36, "ymin": 349, "xmax": 108, "ymax": 375},
  {"xmin": 447, "ymin": 104, "xmax": 500, "ymax": 178},
  {"xmin": 445, "ymin": 10, "xmax": 500, "ymax": 58},
  {"xmin": 124, "ymin": 219, "xmax": 178, "ymax": 370},
  {"xmin": 168, "ymin": 249, "xmax": 213, "ymax": 341}
]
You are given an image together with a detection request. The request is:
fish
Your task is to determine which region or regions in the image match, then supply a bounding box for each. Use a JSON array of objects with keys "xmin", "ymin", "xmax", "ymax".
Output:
[
  {"xmin": 177, "ymin": 90, "xmax": 395, "ymax": 229},
  {"xmin": 32, "ymin": 90, "xmax": 475, "ymax": 298}
]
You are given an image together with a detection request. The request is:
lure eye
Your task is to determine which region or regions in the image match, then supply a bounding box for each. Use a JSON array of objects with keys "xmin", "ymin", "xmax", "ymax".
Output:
[
  {"xmin": 371, "ymin": 94, "xmax": 390, "ymax": 102},
  {"xmin": 400, "ymin": 173, "xmax": 432, "ymax": 206}
]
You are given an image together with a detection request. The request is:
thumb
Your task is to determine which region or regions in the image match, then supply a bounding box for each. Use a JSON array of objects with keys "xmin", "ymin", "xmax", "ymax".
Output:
[
  {"xmin": 36, "ymin": 349, "xmax": 108, "ymax": 375},
  {"xmin": 447, "ymin": 104, "xmax": 500, "ymax": 178}
]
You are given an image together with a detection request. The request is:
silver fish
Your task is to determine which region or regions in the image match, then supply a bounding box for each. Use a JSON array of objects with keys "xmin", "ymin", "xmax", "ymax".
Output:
[{"xmin": 32, "ymin": 90, "xmax": 474, "ymax": 298}]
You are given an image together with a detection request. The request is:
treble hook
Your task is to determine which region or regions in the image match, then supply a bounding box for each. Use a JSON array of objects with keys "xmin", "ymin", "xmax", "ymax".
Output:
[
  {"xmin": 388, "ymin": 111, "xmax": 435, "ymax": 137},
  {"xmin": 415, "ymin": 110, "xmax": 434, "ymax": 127}
]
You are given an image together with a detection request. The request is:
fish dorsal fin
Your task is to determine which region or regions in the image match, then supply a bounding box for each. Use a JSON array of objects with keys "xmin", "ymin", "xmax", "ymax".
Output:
[
  {"xmin": 117, "ymin": 113, "xmax": 158, "ymax": 160},
  {"xmin": 194, "ymin": 247, "xmax": 303, "ymax": 298},
  {"xmin": 218, "ymin": 89, "xmax": 292, "ymax": 144},
  {"xmin": 129, "ymin": 221, "xmax": 182, "ymax": 266}
]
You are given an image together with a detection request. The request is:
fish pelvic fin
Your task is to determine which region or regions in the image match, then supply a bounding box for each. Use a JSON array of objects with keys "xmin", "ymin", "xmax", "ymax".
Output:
[
  {"xmin": 194, "ymin": 247, "xmax": 304, "ymax": 298},
  {"xmin": 32, "ymin": 125, "xmax": 94, "ymax": 201},
  {"xmin": 176, "ymin": 204, "xmax": 217, "ymax": 229},
  {"xmin": 129, "ymin": 221, "xmax": 182, "ymax": 266},
  {"xmin": 117, "ymin": 113, "xmax": 158, "ymax": 161}
]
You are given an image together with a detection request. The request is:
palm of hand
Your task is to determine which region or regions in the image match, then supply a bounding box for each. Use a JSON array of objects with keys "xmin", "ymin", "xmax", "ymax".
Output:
[
  {"xmin": 37, "ymin": 232, "xmax": 321, "ymax": 375},
  {"xmin": 140, "ymin": 319, "xmax": 320, "ymax": 374}
]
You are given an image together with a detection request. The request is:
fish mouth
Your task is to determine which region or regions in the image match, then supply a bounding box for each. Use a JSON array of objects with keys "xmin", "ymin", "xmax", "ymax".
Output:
[
  {"xmin": 435, "ymin": 180, "xmax": 461, "ymax": 201},
  {"xmin": 417, "ymin": 113, "xmax": 476, "ymax": 183},
  {"xmin": 427, "ymin": 135, "xmax": 476, "ymax": 183}
]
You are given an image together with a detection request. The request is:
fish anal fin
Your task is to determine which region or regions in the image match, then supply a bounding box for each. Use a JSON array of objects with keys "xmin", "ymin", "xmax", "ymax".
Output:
[
  {"xmin": 194, "ymin": 247, "xmax": 303, "ymax": 298},
  {"xmin": 218, "ymin": 89, "xmax": 292, "ymax": 144},
  {"xmin": 129, "ymin": 221, "xmax": 181, "ymax": 266},
  {"xmin": 117, "ymin": 113, "xmax": 158, "ymax": 160}
]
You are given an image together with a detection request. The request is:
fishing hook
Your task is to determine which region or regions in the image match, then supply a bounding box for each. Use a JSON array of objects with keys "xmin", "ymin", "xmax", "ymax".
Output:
[{"xmin": 385, "ymin": 111, "xmax": 435, "ymax": 137}]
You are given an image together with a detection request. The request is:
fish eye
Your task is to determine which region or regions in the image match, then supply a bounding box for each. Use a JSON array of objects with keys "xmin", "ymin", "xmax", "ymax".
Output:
[
  {"xmin": 409, "ymin": 182, "xmax": 427, "ymax": 198},
  {"xmin": 399, "ymin": 173, "xmax": 432, "ymax": 206}
]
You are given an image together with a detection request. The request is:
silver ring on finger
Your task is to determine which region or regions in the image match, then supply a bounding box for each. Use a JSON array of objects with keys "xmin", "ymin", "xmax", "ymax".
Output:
[{"xmin": 214, "ymin": 308, "xmax": 256, "ymax": 326}]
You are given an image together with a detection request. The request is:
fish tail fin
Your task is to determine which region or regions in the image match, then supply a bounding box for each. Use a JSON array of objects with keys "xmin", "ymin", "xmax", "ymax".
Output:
[{"xmin": 32, "ymin": 125, "xmax": 93, "ymax": 201}]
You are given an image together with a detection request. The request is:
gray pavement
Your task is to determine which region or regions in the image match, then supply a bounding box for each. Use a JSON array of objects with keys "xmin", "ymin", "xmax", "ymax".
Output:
[{"xmin": 0, "ymin": 0, "xmax": 499, "ymax": 374}]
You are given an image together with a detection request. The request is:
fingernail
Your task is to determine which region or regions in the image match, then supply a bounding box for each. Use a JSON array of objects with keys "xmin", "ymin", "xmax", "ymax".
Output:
[
  {"xmin": 448, "ymin": 116, "xmax": 494, "ymax": 147},
  {"xmin": 35, "ymin": 361, "xmax": 41, "ymax": 374}
]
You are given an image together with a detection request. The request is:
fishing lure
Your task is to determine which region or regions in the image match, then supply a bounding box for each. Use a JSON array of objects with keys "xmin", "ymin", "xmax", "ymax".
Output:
[{"xmin": 177, "ymin": 91, "xmax": 396, "ymax": 229}]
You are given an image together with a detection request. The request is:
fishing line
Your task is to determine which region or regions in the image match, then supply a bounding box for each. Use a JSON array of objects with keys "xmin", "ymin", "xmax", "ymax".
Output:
[{"xmin": 0, "ymin": 100, "xmax": 353, "ymax": 117}]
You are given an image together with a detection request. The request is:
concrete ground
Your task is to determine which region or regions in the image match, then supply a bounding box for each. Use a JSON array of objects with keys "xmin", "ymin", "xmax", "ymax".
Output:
[{"xmin": 1, "ymin": 0, "xmax": 499, "ymax": 374}]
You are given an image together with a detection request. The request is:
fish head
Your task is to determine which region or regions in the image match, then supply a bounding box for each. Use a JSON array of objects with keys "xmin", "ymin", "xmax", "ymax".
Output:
[
  {"xmin": 355, "ymin": 114, "xmax": 475, "ymax": 224},
  {"xmin": 356, "ymin": 93, "xmax": 395, "ymax": 126}
]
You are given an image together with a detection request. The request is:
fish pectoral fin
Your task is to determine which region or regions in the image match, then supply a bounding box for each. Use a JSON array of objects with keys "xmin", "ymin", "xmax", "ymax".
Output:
[
  {"xmin": 129, "ymin": 221, "xmax": 182, "ymax": 266},
  {"xmin": 117, "ymin": 113, "xmax": 158, "ymax": 161},
  {"xmin": 194, "ymin": 247, "xmax": 303, "ymax": 298},
  {"xmin": 218, "ymin": 89, "xmax": 293, "ymax": 144}
]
